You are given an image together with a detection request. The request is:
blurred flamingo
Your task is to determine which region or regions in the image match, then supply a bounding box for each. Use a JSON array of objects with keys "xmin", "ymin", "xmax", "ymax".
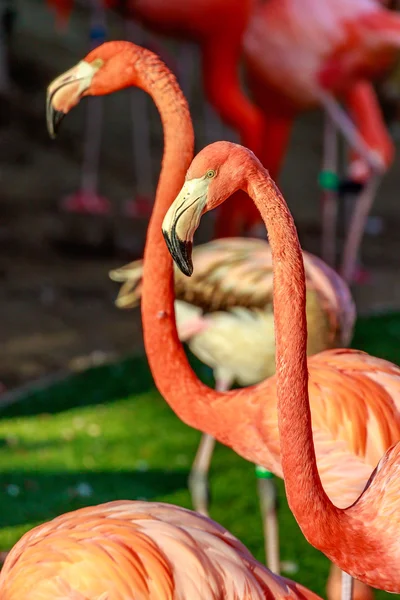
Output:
[
  {"xmin": 242, "ymin": 0, "xmax": 400, "ymax": 282},
  {"xmin": 109, "ymin": 236, "xmax": 355, "ymax": 574},
  {"xmin": 47, "ymin": 41, "xmax": 400, "ymax": 600},
  {"xmin": 0, "ymin": 500, "xmax": 322, "ymax": 600}
]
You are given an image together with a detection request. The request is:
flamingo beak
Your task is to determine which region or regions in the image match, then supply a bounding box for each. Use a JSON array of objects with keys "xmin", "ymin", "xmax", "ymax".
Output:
[
  {"xmin": 46, "ymin": 60, "xmax": 101, "ymax": 139},
  {"xmin": 162, "ymin": 177, "xmax": 209, "ymax": 276}
]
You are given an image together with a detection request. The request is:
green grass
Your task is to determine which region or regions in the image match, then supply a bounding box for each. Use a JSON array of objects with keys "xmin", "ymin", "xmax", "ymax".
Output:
[{"xmin": 0, "ymin": 313, "xmax": 399, "ymax": 598}]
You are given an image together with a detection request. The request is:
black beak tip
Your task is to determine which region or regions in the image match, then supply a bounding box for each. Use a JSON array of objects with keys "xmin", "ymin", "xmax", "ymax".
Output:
[
  {"xmin": 178, "ymin": 254, "xmax": 193, "ymax": 277},
  {"xmin": 162, "ymin": 229, "xmax": 193, "ymax": 277},
  {"xmin": 47, "ymin": 107, "xmax": 66, "ymax": 139}
]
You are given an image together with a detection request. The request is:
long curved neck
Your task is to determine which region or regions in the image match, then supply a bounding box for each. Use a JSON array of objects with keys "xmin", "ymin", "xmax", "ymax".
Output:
[
  {"xmin": 245, "ymin": 164, "xmax": 344, "ymax": 540},
  {"xmin": 140, "ymin": 52, "xmax": 217, "ymax": 427}
]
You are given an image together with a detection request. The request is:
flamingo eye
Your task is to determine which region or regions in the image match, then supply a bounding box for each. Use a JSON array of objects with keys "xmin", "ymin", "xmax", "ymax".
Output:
[
  {"xmin": 206, "ymin": 169, "xmax": 216, "ymax": 179},
  {"xmin": 91, "ymin": 58, "xmax": 104, "ymax": 69}
]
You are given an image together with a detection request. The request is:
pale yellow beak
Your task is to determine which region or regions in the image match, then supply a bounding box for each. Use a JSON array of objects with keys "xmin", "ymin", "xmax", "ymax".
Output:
[
  {"xmin": 46, "ymin": 60, "xmax": 100, "ymax": 139},
  {"xmin": 162, "ymin": 177, "xmax": 210, "ymax": 276}
]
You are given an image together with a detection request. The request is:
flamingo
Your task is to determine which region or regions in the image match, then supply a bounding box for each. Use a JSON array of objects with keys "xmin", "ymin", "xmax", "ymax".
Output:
[
  {"xmin": 109, "ymin": 237, "xmax": 355, "ymax": 574},
  {"xmin": 0, "ymin": 500, "xmax": 322, "ymax": 600},
  {"xmin": 160, "ymin": 140, "xmax": 400, "ymax": 594},
  {"xmin": 45, "ymin": 41, "xmax": 400, "ymax": 599},
  {"xmin": 241, "ymin": 0, "xmax": 400, "ymax": 282}
]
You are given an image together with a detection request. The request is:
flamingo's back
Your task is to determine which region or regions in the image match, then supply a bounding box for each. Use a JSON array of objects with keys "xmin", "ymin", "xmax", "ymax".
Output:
[
  {"xmin": 0, "ymin": 500, "xmax": 322, "ymax": 600},
  {"xmin": 243, "ymin": 0, "xmax": 400, "ymax": 107}
]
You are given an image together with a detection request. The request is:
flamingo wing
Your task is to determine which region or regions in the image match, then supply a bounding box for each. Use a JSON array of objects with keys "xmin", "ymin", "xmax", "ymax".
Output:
[{"xmin": 256, "ymin": 348, "xmax": 400, "ymax": 507}]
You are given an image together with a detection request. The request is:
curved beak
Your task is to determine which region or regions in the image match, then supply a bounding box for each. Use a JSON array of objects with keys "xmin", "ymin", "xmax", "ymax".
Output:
[
  {"xmin": 162, "ymin": 177, "xmax": 210, "ymax": 276},
  {"xmin": 46, "ymin": 60, "xmax": 101, "ymax": 139}
]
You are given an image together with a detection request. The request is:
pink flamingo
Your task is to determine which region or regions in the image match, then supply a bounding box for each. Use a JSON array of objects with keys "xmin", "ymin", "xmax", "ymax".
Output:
[{"xmin": 0, "ymin": 500, "xmax": 322, "ymax": 600}]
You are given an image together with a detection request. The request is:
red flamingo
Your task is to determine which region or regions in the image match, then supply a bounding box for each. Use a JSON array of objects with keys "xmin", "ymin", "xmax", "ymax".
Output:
[
  {"xmin": 47, "ymin": 40, "xmax": 400, "ymax": 600},
  {"xmin": 242, "ymin": 0, "xmax": 400, "ymax": 282},
  {"xmin": 0, "ymin": 500, "xmax": 322, "ymax": 600}
]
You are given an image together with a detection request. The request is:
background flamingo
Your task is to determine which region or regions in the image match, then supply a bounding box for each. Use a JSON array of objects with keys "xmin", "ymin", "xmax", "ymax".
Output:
[
  {"xmin": 47, "ymin": 41, "xmax": 400, "ymax": 600},
  {"xmin": 160, "ymin": 140, "xmax": 400, "ymax": 594},
  {"xmin": 242, "ymin": 0, "xmax": 400, "ymax": 282},
  {"xmin": 109, "ymin": 236, "xmax": 355, "ymax": 574},
  {"xmin": 0, "ymin": 500, "xmax": 322, "ymax": 600}
]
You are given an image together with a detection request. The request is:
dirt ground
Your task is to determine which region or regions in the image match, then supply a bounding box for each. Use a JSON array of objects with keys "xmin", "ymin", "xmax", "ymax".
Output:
[{"xmin": 1, "ymin": 0, "xmax": 400, "ymax": 391}]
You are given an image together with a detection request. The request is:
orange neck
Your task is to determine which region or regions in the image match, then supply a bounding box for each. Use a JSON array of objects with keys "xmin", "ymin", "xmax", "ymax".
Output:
[
  {"xmin": 244, "ymin": 166, "xmax": 341, "ymax": 533},
  {"xmin": 140, "ymin": 51, "xmax": 215, "ymax": 426}
]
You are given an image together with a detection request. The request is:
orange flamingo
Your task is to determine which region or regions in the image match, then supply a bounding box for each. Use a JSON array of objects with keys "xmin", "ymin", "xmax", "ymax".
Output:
[
  {"xmin": 46, "ymin": 40, "xmax": 400, "ymax": 599},
  {"xmin": 242, "ymin": 0, "xmax": 400, "ymax": 281},
  {"xmin": 160, "ymin": 140, "xmax": 400, "ymax": 594},
  {"xmin": 0, "ymin": 500, "xmax": 322, "ymax": 600},
  {"xmin": 109, "ymin": 236, "xmax": 355, "ymax": 574}
]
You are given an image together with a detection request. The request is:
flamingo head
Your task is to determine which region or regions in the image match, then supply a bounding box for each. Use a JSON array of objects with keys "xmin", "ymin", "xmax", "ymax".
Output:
[
  {"xmin": 46, "ymin": 58, "xmax": 104, "ymax": 138},
  {"xmin": 46, "ymin": 41, "xmax": 150, "ymax": 138},
  {"xmin": 162, "ymin": 141, "xmax": 259, "ymax": 276}
]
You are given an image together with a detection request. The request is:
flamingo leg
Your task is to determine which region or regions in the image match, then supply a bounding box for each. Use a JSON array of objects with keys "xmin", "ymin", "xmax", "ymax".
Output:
[
  {"xmin": 339, "ymin": 83, "xmax": 392, "ymax": 284},
  {"xmin": 319, "ymin": 113, "xmax": 339, "ymax": 268},
  {"xmin": 188, "ymin": 376, "xmax": 232, "ymax": 517},
  {"xmin": 316, "ymin": 90, "xmax": 384, "ymax": 172},
  {"xmin": 340, "ymin": 172, "xmax": 382, "ymax": 283},
  {"xmin": 188, "ymin": 433, "xmax": 217, "ymax": 516},
  {"xmin": 341, "ymin": 571, "xmax": 354, "ymax": 600},
  {"xmin": 61, "ymin": 0, "xmax": 111, "ymax": 215},
  {"xmin": 316, "ymin": 89, "xmax": 389, "ymax": 284},
  {"xmin": 255, "ymin": 465, "xmax": 280, "ymax": 574}
]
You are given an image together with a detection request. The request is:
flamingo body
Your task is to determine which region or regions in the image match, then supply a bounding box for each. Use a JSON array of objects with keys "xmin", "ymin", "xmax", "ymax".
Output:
[
  {"xmin": 0, "ymin": 501, "xmax": 322, "ymax": 600},
  {"xmin": 243, "ymin": 0, "xmax": 400, "ymax": 109},
  {"xmin": 110, "ymin": 237, "xmax": 355, "ymax": 381}
]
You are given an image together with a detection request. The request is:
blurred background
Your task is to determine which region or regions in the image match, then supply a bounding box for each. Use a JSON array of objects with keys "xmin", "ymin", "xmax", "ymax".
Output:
[{"xmin": 1, "ymin": 1, "xmax": 400, "ymax": 598}]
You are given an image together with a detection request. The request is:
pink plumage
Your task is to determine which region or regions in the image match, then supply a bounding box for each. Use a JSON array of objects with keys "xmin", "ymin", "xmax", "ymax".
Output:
[{"xmin": 0, "ymin": 501, "xmax": 322, "ymax": 600}]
